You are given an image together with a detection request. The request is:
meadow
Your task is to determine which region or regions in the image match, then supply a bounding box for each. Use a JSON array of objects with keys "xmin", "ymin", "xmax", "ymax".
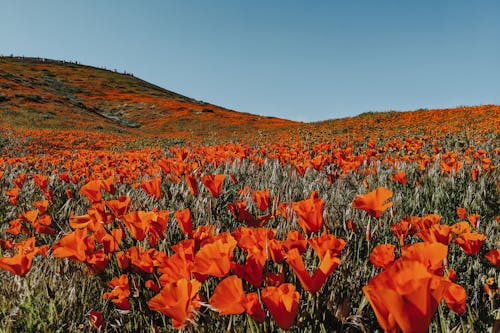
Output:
[{"xmin": 0, "ymin": 104, "xmax": 499, "ymax": 333}]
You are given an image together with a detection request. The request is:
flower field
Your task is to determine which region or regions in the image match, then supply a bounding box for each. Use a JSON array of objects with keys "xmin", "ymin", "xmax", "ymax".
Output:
[{"xmin": 0, "ymin": 104, "xmax": 499, "ymax": 333}]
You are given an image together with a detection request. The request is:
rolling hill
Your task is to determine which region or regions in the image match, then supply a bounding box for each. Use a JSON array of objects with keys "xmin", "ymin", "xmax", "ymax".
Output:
[
  {"xmin": 1, "ymin": 56, "xmax": 498, "ymax": 146},
  {"xmin": 0, "ymin": 56, "xmax": 299, "ymax": 142}
]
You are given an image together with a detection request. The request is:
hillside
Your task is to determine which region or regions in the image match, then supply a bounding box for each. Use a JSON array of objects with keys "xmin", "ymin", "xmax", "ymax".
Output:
[
  {"xmin": 0, "ymin": 56, "xmax": 299, "ymax": 142},
  {"xmin": 1, "ymin": 56, "xmax": 499, "ymax": 148}
]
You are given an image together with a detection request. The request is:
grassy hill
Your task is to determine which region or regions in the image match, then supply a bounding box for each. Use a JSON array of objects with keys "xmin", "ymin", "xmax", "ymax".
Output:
[
  {"xmin": 1, "ymin": 56, "xmax": 498, "ymax": 146},
  {"xmin": 0, "ymin": 56, "xmax": 299, "ymax": 142}
]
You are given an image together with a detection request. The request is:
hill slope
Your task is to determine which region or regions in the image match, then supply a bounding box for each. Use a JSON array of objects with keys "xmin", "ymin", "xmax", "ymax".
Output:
[
  {"xmin": 0, "ymin": 56, "xmax": 299, "ymax": 141},
  {"xmin": 1, "ymin": 56, "xmax": 498, "ymax": 146}
]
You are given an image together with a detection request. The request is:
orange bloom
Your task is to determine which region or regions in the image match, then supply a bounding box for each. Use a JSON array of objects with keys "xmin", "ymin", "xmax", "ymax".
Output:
[
  {"xmin": 158, "ymin": 240, "xmax": 194, "ymax": 285},
  {"xmin": 52, "ymin": 228, "xmax": 89, "ymax": 262},
  {"xmin": 443, "ymin": 282, "xmax": 467, "ymax": 314},
  {"xmin": 467, "ymin": 214, "xmax": 480, "ymax": 228},
  {"xmin": 227, "ymin": 200, "xmax": 258, "ymax": 226},
  {"xmin": 185, "ymin": 174, "xmax": 199, "ymax": 196},
  {"xmin": 140, "ymin": 176, "xmax": 162, "ymax": 199},
  {"xmin": 455, "ymin": 232, "xmax": 486, "ymax": 255},
  {"xmin": 87, "ymin": 310, "xmax": 104, "ymax": 330},
  {"xmin": 6, "ymin": 186, "xmax": 19, "ymax": 205},
  {"xmin": 484, "ymin": 249, "xmax": 500, "ymax": 266},
  {"xmin": 285, "ymin": 248, "xmax": 340, "ymax": 293},
  {"xmin": 281, "ymin": 230, "xmax": 307, "ymax": 254},
  {"xmin": 450, "ymin": 221, "xmax": 471, "ymax": 235},
  {"xmin": 261, "ymin": 283, "xmax": 300, "ymax": 329},
  {"xmin": 105, "ymin": 196, "xmax": 131, "ymax": 217},
  {"xmin": 79, "ymin": 180, "xmax": 103, "ymax": 203},
  {"xmin": 33, "ymin": 200, "xmax": 49, "ymax": 214},
  {"xmin": 308, "ymin": 232, "xmax": 346, "ymax": 260},
  {"xmin": 174, "ymin": 208, "xmax": 193, "ymax": 236},
  {"xmin": 370, "ymin": 244, "xmax": 396, "ymax": 269},
  {"xmin": 231, "ymin": 252, "xmax": 266, "ymax": 287},
  {"xmin": 352, "ymin": 187, "xmax": 393, "ymax": 219},
  {"xmin": 33, "ymin": 174, "xmax": 48, "ymax": 191},
  {"xmin": 0, "ymin": 237, "xmax": 39, "ymax": 276},
  {"xmin": 292, "ymin": 193, "xmax": 325, "ymax": 234},
  {"xmin": 416, "ymin": 224, "xmax": 451, "ymax": 245},
  {"xmin": 391, "ymin": 170, "xmax": 407, "ymax": 185},
  {"xmin": 209, "ymin": 275, "xmax": 246, "ymax": 315},
  {"xmin": 148, "ymin": 278, "xmax": 201, "ymax": 329},
  {"xmin": 401, "ymin": 242, "xmax": 448, "ymax": 274},
  {"xmin": 363, "ymin": 259, "xmax": 451, "ymax": 333},
  {"xmin": 192, "ymin": 234, "xmax": 237, "ymax": 278},
  {"xmin": 200, "ymin": 174, "xmax": 225, "ymax": 198},
  {"xmin": 390, "ymin": 220, "xmax": 411, "ymax": 246},
  {"xmin": 456, "ymin": 207, "xmax": 467, "ymax": 220},
  {"xmin": 102, "ymin": 274, "xmax": 131, "ymax": 310},
  {"xmin": 252, "ymin": 189, "xmax": 271, "ymax": 211},
  {"xmin": 243, "ymin": 292, "xmax": 266, "ymax": 323}
]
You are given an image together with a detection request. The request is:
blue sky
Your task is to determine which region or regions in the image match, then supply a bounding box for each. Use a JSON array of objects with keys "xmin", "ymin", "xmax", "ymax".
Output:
[{"xmin": 1, "ymin": 1, "xmax": 499, "ymax": 122}]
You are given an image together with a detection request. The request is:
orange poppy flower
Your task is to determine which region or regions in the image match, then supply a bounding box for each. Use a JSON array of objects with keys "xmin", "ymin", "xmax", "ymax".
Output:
[
  {"xmin": 456, "ymin": 207, "xmax": 467, "ymax": 220},
  {"xmin": 147, "ymin": 278, "xmax": 201, "ymax": 330},
  {"xmin": 231, "ymin": 252, "xmax": 266, "ymax": 287},
  {"xmin": 390, "ymin": 220, "xmax": 410, "ymax": 246},
  {"xmin": 33, "ymin": 200, "xmax": 49, "ymax": 214},
  {"xmin": 158, "ymin": 240, "xmax": 195, "ymax": 285},
  {"xmin": 467, "ymin": 214, "xmax": 480, "ymax": 228},
  {"xmin": 363, "ymin": 259, "xmax": 451, "ymax": 333},
  {"xmin": 140, "ymin": 176, "xmax": 162, "ymax": 199},
  {"xmin": 200, "ymin": 174, "xmax": 225, "ymax": 198},
  {"xmin": 185, "ymin": 174, "xmax": 199, "ymax": 196},
  {"xmin": 86, "ymin": 249, "xmax": 109, "ymax": 273},
  {"xmin": 145, "ymin": 279, "xmax": 161, "ymax": 293},
  {"xmin": 79, "ymin": 180, "xmax": 103, "ymax": 203},
  {"xmin": 261, "ymin": 283, "xmax": 300, "ymax": 329},
  {"xmin": 102, "ymin": 274, "xmax": 131, "ymax": 310},
  {"xmin": 126, "ymin": 246, "xmax": 155, "ymax": 273},
  {"xmin": 174, "ymin": 208, "xmax": 193, "ymax": 237},
  {"xmin": 105, "ymin": 196, "xmax": 131, "ymax": 218},
  {"xmin": 87, "ymin": 310, "xmax": 104, "ymax": 330},
  {"xmin": 401, "ymin": 242, "xmax": 448, "ymax": 274},
  {"xmin": 484, "ymin": 249, "xmax": 500, "ymax": 266},
  {"xmin": 308, "ymin": 232, "xmax": 346, "ymax": 260},
  {"xmin": 192, "ymin": 235, "xmax": 237, "ymax": 278},
  {"xmin": 227, "ymin": 200, "xmax": 258, "ymax": 226},
  {"xmin": 352, "ymin": 187, "xmax": 393, "ymax": 219},
  {"xmin": 0, "ymin": 237, "xmax": 38, "ymax": 276},
  {"xmin": 369, "ymin": 244, "xmax": 396, "ymax": 269},
  {"xmin": 450, "ymin": 221, "xmax": 471, "ymax": 235},
  {"xmin": 416, "ymin": 224, "xmax": 451, "ymax": 245},
  {"xmin": 231, "ymin": 227, "xmax": 275, "ymax": 260},
  {"xmin": 52, "ymin": 228, "xmax": 89, "ymax": 262},
  {"xmin": 443, "ymin": 282, "xmax": 467, "ymax": 314},
  {"xmin": 291, "ymin": 193, "xmax": 324, "ymax": 234},
  {"xmin": 101, "ymin": 175, "xmax": 116, "ymax": 195},
  {"xmin": 391, "ymin": 170, "xmax": 407, "ymax": 185},
  {"xmin": 33, "ymin": 174, "xmax": 48, "ymax": 191},
  {"xmin": 209, "ymin": 275, "xmax": 246, "ymax": 315},
  {"xmin": 243, "ymin": 292, "xmax": 266, "ymax": 323},
  {"xmin": 252, "ymin": 189, "xmax": 271, "ymax": 211},
  {"xmin": 268, "ymin": 239, "xmax": 286, "ymax": 264},
  {"xmin": 281, "ymin": 230, "xmax": 308, "ymax": 254},
  {"xmin": 6, "ymin": 186, "xmax": 19, "ymax": 205},
  {"xmin": 285, "ymin": 248, "xmax": 340, "ymax": 293},
  {"xmin": 455, "ymin": 232, "xmax": 486, "ymax": 255}
]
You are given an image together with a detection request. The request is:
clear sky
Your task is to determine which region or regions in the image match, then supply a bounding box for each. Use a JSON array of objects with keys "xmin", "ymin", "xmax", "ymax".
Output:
[{"xmin": 1, "ymin": 1, "xmax": 499, "ymax": 122}]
